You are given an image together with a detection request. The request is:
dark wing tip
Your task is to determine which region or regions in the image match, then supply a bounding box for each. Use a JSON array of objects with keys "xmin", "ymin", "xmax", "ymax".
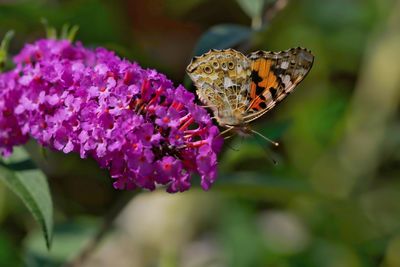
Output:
[
  {"xmin": 247, "ymin": 50, "xmax": 267, "ymax": 59},
  {"xmin": 247, "ymin": 47, "xmax": 314, "ymax": 63},
  {"xmin": 290, "ymin": 47, "xmax": 314, "ymax": 63},
  {"xmin": 298, "ymin": 48, "xmax": 314, "ymax": 64}
]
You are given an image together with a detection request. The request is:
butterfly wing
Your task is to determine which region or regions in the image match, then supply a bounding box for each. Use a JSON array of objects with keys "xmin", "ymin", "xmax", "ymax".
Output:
[
  {"xmin": 186, "ymin": 49, "xmax": 252, "ymax": 126},
  {"xmin": 243, "ymin": 47, "xmax": 314, "ymax": 123}
]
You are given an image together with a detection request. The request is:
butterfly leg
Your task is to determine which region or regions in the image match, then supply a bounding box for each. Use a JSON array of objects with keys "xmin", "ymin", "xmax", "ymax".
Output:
[
  {"xmin": 224, "ymin": 134, "xmax": 234, "ymax": 140},
  {"xmin": 219, "ymin": 125, "xmax": 234, "ymax": 136}
]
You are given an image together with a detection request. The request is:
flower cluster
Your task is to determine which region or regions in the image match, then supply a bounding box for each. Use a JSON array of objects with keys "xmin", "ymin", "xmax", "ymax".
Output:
[
  {"xmin": 0, "ymin": 71, "xmax": 29, "ymax": 154},
  {"xmin": 0, "ymin": 39, "xmax": 223, "ymax": 192}
]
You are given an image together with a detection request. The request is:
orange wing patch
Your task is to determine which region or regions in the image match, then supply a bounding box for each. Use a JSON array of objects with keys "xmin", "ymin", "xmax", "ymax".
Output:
[{"xmin": 249, "ymin": 58, "xmax": 280, "ymax": 111}]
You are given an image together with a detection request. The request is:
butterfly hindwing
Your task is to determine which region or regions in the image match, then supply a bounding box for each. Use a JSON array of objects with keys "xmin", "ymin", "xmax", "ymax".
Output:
[{"xmin": 186, "ymin": 49, "xmax": 252, "ymax": 126}]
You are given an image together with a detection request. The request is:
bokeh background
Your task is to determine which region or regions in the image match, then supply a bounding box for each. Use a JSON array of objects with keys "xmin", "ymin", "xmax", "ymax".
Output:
[{"xmin": 1, "ymin": 0, "xmax": 400, "ymax": 266}]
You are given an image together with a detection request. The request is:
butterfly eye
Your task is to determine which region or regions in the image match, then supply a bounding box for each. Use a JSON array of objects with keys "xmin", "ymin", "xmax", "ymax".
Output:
[
  {"xmin": 204, "ymin": 66, "xmax": 213, "ymax": 74},
  {"xmin": 228, "ymin": 61, "xmax": 235, "ymax": 70},
  {"xmin": 212, "ymin": 61, "xmax": 219, "ymax": 68}
]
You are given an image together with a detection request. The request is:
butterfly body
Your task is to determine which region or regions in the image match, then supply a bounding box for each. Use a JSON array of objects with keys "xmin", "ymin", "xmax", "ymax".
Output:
[{"xmin": 186, "ymin": 47, "xmax": 314, "ymax": 132}]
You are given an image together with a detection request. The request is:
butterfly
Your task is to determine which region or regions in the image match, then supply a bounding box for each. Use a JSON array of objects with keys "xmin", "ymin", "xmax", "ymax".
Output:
[{"xmin": 186, "ymin": 47, "xmax": 314, "ymax": 142}]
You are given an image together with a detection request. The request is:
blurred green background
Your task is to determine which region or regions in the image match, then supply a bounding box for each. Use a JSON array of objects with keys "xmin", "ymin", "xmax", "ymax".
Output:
[{"xmin": 1, "ymin": 0, "xmax": 400, "ymax": 266}]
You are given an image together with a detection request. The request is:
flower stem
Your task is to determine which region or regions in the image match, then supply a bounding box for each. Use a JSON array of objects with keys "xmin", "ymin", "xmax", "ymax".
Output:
[{"xmin": 62, "ymin": 191, "xmax": 136, "ymax": 267}]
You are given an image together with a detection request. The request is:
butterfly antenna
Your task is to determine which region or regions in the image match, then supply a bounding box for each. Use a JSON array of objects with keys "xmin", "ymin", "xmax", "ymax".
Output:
[
  {"xmin": 252, "ymin": 132, "xmax": 278, "ymax": 165},
  {"xmin": 250, "ymin": 129, "xmax": 279, "ymax": 147}
]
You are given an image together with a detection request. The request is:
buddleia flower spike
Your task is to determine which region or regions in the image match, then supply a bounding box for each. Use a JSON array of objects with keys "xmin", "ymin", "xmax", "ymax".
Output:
[{"xmin": 0, "ymin": 39, "xmax": 223, "ymax": 192}]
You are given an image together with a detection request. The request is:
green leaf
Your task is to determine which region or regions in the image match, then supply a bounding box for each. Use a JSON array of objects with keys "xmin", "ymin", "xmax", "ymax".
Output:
[
  {"xmin": 0, "ymin": 30, "xmax": 15, "ymax": 72},
  {"xmin": 0, "ymin": 147, "xmax": 53, "ymax": 250},
  {"xmin": 67, "ymin": 25, "xmax": 79, "ymax": 42},
  {"xmin": 236, "ymin": 0, "xmax": 274, "ymax": 28},
  {"xmin": 40, "ymin": 18, "xmax": 57, "ymax": 39},
  {"xmin": 60, "ymin": 24, "xmax": 80, "ymax": 42},
  {"xmin": 236, "ymin": 0, "xmax": 268, "ymax": 19},
  {"xmin": 192, "ymin": 24, "xmax": 252, "ymax": 56},
  {"xmin": 60, "ymin": 23, "xmax": 70, "ymax": 39}
]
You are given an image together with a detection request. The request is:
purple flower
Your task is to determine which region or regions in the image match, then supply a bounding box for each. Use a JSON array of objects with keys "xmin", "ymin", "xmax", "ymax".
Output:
[
  {"xmin": 0, "ymin": 39, "xmax": 224, "ymax": 193},
  {"xmin": 0, "ymin": 72, "xmax": 29, "ymax": 156}
]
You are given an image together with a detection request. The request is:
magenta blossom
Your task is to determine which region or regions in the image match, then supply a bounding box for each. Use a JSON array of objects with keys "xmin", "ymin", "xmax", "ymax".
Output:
[{"xmin": 0, "ymin": 39, "xmax": 223, "ymax": 192}]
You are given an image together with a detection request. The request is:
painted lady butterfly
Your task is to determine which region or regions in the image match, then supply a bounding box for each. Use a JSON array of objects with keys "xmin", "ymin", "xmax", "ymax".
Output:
[{"xmin": 186, "ymin": 48, "xmax": 314, "ymax": 141}]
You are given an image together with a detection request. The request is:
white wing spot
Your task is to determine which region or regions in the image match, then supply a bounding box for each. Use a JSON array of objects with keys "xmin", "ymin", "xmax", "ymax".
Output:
[
  {"xmin": 282, "ymin": 75, "xmax": 292, "ymax": 87},
  {"xmin": 281, "ymin": 61, "xmax": 289, "ymax": 69},
  {"xmin": 224, "ymin": 77, "xmax": 235, "ymax": 88}
]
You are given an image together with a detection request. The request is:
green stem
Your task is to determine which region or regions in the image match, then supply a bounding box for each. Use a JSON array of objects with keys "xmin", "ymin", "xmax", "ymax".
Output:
[{"xmin": 61, "ymin": 191, "xmax": 136, "ymax": 267}]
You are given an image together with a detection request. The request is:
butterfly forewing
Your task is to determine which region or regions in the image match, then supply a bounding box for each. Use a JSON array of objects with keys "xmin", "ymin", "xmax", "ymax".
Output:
[{"xmin": 243, "ymin": 47, "xmax": 314, "ymax": 122}]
